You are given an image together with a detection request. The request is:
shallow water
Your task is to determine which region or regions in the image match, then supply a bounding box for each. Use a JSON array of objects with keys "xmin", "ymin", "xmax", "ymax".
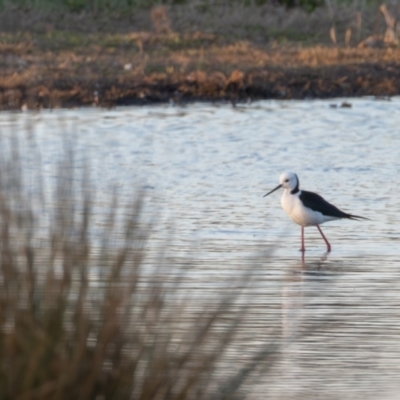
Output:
[{"xmin": 2, "ymin": 97, "xmax": 400, "ymax": 398}]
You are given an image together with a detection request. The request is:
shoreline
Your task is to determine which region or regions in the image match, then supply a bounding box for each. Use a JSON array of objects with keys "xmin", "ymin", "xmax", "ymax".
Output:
[
  {"xmin": 2, "ymin": 60, "xmax": 400, "ymax": 110},
  {"xmin": 1, "ymin": 3, "xmax": 400, "ymax": 110}
]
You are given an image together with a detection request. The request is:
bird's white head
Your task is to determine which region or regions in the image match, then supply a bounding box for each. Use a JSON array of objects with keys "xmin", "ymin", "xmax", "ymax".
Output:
[
  {"xmin": 279, "ymin": 172, "xmax": 299, "ymax": 191},
  {"xmin": 264, "ymin": 172, "xmax": 299, "ymax": 197}
]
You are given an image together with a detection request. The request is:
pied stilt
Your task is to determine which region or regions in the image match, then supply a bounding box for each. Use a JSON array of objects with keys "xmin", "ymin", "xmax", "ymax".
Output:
[{"xmin": 264, "ymin": 172, "xmax": 368, "ymax": 252}]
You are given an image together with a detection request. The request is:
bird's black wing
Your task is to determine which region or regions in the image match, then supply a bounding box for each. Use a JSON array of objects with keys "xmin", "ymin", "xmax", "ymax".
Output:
[{"xmin": 299, "ymin": 190, "xmax": 355, "ymax": 219}]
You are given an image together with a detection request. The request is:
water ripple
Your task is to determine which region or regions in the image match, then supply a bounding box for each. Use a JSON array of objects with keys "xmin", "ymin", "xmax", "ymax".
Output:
[{"xmin": 1, "ymin": 97, "xmax": 400, "ymax": 398}]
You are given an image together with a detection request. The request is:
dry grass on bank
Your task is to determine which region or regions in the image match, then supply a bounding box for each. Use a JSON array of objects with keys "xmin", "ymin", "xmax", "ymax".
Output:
[
  {"xmin": 2, "ymin": 30, "xmax": 400, "ymax": 87},
  {"xmin": 0, "ymin": 133, "xmax": 278, "ymax": 400},
  {"xmin": 1, "ymin": 2, "xmax": 400, "ymax": 82},
  {"xmin": 1, "ymin": 2, "xmax": 400, "ymax": 107}
]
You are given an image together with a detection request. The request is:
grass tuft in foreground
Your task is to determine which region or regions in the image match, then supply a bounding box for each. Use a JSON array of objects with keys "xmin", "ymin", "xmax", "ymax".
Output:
[{"xmin": 0, "ymin": 133, "xmax": 277, "ymax": 399}]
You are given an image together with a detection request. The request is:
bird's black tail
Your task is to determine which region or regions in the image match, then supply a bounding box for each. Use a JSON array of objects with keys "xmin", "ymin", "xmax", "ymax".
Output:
[{"xmin": 349, "ymin": 214, "xmax": 370, "ymax": 221}]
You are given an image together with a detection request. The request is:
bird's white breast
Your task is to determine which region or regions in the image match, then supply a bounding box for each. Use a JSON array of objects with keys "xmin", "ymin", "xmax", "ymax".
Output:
[{"xmin": 280, "ymin": 190, "xmax": 336, "ymax": 227}]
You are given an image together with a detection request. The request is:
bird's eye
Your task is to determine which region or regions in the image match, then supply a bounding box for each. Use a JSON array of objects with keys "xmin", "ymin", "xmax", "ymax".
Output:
[{"xmin": 285, "ymin": 179, "xmax": 289, "ymax": 182}]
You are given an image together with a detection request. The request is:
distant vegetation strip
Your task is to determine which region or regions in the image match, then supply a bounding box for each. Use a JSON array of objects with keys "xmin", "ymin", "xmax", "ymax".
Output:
[{"xmin": 0, "ymin": 0, "xmax": 381, "ymax": 12}]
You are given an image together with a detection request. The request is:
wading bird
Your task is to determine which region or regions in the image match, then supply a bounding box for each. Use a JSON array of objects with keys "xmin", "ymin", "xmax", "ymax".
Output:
[{"xmin": 264, "ymin": 172, "xmax": 367, "ymax": 252}]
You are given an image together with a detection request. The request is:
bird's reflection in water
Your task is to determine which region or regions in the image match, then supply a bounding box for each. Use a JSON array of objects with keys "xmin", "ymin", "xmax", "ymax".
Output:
[
  {"xmin": 300, "ymin": 250, "xmax": 330, "ymax": 267},
  {"xmin": 279, "ymin": 253, "xmax": 340, "ymax": 386},
  {"xmin": 281, "ymin": 252, "xmax": 337, "ymax": 341}
]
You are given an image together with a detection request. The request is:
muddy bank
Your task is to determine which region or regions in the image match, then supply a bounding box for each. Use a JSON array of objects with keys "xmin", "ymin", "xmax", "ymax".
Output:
[
  {"xmin": 1, "ymin": 36, "xmax": 400, "ymax": 109},
  {"xmin": 1, "ymin": 2, "xmax": 400, "ymax": 109},
  {"xmin": 2, "ymin": 62, "xmax": 399, "ymax": 110}
]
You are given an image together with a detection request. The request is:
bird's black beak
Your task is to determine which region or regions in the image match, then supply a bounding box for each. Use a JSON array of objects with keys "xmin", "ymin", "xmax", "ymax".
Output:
[{"xmin": 263, "ymin": 184, "xmax": 282, "ymax": 197}]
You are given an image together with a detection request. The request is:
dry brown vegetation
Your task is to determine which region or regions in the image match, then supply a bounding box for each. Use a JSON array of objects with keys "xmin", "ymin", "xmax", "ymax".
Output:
[
  {"xmin": 1, "ymin": 2, "xmax": 400, "ymax": 108},
  {"xmin": 0, "ymin": 133, "xmax": 278, "ymax": 399}
]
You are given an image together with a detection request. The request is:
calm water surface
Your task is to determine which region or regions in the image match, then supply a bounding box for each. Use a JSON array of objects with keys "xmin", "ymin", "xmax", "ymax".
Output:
[{"xmin": 2, "ymin": 98, "xmax": 400, "ymax": 399}]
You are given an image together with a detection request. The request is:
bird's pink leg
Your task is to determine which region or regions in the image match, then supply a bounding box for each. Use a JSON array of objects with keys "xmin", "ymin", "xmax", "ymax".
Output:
[
  {"xmin": 300, "ymin": 226, "xmax": 305, "ymax": 252},
  {"xmin": 316, "ymin": 225, "xmax": 331, "ymax": 253}
]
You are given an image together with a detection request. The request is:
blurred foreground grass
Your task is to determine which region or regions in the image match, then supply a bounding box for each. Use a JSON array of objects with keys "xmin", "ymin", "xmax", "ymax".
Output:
[{"xmin": 0, "ymin": 131, "xmax": 278, "ymax": 399}]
